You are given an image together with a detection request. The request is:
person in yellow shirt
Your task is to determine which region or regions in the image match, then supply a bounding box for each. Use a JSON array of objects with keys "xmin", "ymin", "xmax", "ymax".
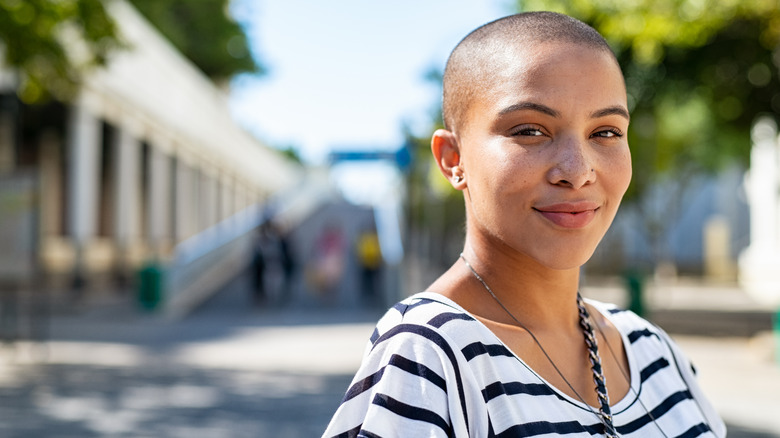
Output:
[{"xmin": 356, "ymin": 226, "xmax": 382, "ymax": 307}]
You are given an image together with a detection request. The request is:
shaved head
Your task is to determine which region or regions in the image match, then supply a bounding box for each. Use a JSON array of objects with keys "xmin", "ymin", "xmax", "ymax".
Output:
[{"xmin": 442, "ymin": 11, "xmax": 619, "ymax": 134}]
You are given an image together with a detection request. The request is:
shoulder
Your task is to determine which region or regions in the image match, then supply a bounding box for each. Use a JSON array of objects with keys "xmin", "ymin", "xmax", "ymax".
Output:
[
  {"xmin": 587, "ymin": 298, "xmax": 662, "ymax": 340},
  {"xmin": 374, "ymin": 292, "xmax": 477, "ymax": 332},
  {"xmin": 586, "ymin": 299, "xmax": 682, "ymax": 377},
  {"xmin": 367, "ymin": 292, "xmax": 485, "ymax": 357},
  {"xmin": 324, "ymin": 293, "xmax": 484, "ymax": 437}
]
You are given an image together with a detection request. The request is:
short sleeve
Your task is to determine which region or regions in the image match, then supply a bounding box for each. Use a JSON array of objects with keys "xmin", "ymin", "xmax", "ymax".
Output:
[
  {"xmin": 655, "ymin": 328, "xmax": 727, "ymax": 438},
  {"xmin": 322, "ymin": 323, "xmax": 471, "ymax": 438}
]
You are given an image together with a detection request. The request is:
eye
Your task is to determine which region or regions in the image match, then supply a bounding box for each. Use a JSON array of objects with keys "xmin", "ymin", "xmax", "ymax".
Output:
[
  {"xmin": 591, "ymin": 128, "xmax": 624, "ymax": 139},
  {"xmin": 510, "ymin": 125, "xmax": 546, "ymax": 137}
]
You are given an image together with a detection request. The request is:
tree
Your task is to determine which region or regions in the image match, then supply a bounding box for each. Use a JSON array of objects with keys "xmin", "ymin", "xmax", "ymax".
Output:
[
  {"xmin": 127, "ymin": 0, "xmax": 264, "ymax": 82},
  {"xmin": 0, "ymin": 0, "xmax": 263, "ymax": 104},
  {"xmin": 517, "ymin": 0, "xmax": 780, "ymax": 270},
  {"xmin": 0, "ymin": 0, "xmax": 123, "ymax": 103},
  {"xmin": 403, "ymin": 124, "xmax": 468, "ymax": 277},
  {"xmin": 403, "ymin": 67, "xmax": 467, "ymax": 276}
]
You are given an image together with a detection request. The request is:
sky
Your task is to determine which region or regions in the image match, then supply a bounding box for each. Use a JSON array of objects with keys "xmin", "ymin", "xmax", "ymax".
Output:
[{"xmin": 228, "ymin": 0, "xmax": 512, "ymax": 165}]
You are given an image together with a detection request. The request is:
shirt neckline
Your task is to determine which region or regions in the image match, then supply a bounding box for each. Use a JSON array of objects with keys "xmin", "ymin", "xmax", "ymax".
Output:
[{"xmin": 410, "ymin": 291, "xmax": 642, "ymax": 414}]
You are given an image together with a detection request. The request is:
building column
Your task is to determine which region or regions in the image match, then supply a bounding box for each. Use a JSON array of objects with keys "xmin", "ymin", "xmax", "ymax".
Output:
[
  {"xmin": 113, "ymin": 125, "xmax": 141, "ymax": 275},
  {"xmin": 234, "ymin": 180, "xmax": 247, "ymax": 214},
  {"xmin": 114, "ymin": 127, "xmax": 141, "ymax": 250},
  {"xmin": 167, "ymin": 155, "xmax": 177, "ymax": 246},
  {"xmin": 147, "ymin": 145, "xmax": 171, "ymax": 255},
  {"xmin": 220, "ymin": 173, "xmax": 234, "ymax": 221},
  {"xmin": 66, "ymin": 100, "xmax": 102, "ymax": 286},
  {"xmin": 0, "ymin": 94, "xmax": 17, "ymax": 173},
  {"xmin": 199, "ymin": 166, "xmax": 218, "ymax": 230},
  {"xmin": 38, "ymin": 130, "xmax": 63, "ymax": 237},
  {"xmin": 174, "ymin": 158, "xmax": 196, "ymax": 242}
]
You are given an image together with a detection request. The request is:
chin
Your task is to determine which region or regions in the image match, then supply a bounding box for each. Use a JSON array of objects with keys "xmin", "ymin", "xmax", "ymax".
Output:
[{"xmin": 531, "ymin": 245, "xmax": 599, "ymax": 271}]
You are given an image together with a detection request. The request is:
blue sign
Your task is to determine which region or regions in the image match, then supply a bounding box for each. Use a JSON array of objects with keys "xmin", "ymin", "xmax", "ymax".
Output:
[{"xmin": 328, "ymin": 143, "xmax": 412, "ymax": 172}]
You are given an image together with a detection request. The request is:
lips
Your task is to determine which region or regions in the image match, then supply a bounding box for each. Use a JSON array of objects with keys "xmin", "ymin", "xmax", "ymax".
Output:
[{"xmin": 533, "ymin": 201, "xmax": 600, "ymax": 229}]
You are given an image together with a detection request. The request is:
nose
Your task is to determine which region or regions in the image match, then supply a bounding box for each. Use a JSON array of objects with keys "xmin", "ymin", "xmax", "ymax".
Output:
[{"xmin": 547, "ymin": 136, "xmax": 596, "ymax": 189}]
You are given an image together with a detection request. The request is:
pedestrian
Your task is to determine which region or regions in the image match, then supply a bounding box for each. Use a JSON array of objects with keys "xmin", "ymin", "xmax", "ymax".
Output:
[
  {"xmin": 278, "ymin": 227, "xmax": 295, "ymax": 301},
  {"xmin": 356, "ymin": 224, "xmax": 382, "ymax": 306},
  {"xmin": 307, "ymin": 224, "xmax": 346, "ymax": 302},
  {"xmin": 251, "ymin": 225, "xmax": 267, "ymax": 305},
  {"xmin": 322, "ymin": 12, "xmax": 725, "ymax": 438}
]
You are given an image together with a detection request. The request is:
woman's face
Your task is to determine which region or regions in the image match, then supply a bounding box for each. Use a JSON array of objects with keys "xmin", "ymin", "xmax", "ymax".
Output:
[{"xmin": 458, "ymin": 41, "xmax": 632, "ymax": 270}]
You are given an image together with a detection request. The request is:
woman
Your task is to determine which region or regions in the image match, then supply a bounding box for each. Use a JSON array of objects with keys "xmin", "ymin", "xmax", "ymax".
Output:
[{"xmin": 323, "ymin": 11, "xmax": 726, "ymax": 438}]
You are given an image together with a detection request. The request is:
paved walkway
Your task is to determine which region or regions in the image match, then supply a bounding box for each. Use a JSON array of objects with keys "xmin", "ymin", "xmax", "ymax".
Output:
[{"xmin": 0, "ymin": 273, "xmax": 778, "ymax": 437}]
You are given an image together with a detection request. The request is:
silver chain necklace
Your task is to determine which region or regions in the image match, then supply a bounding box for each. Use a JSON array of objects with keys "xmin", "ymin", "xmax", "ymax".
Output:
[
  {"xmin": 459, "ymin": 253, "xmax": 619, "ymax": 437},
  {"xmin": 577, "ymin": 290, "xmax": 618, "ymax": 437}
]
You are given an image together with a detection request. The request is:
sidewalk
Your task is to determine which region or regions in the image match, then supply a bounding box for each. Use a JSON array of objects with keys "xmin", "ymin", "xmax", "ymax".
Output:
[
  {"xmin": 0, "ymin": 275, "xmax": 381, "ymax": 438},
  {"xmin": 1, "ymin": 274, "xmax": 779, "ymax": 437},
  {"xmin": 675, "ymin": 333, "xmax": 780, "ymax": 436},
  {"xmin": 583, "ymin": 276, "xmax": 776, "ymax": 336}
]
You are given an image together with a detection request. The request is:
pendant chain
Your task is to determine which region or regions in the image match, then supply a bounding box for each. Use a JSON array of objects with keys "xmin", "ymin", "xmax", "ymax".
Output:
[
  {"xmin": 459, "ymin": 253, "xmax": 619, "ymax": 437},
  {"xmin": 577, "ymin": 293, "xmax": 619, "ymax": 437}
]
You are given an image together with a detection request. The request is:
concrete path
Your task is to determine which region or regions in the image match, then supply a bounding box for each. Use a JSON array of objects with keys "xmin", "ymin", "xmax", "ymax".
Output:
[{"xmin": 0, "ymin": 273, "xmax": 778, "ymax": 437}]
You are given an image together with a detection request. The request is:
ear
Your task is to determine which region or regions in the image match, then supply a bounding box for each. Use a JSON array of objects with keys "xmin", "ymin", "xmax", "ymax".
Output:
[{"xmin": 431, "ymin": 129, "xmax": 466, "ymax": 190}]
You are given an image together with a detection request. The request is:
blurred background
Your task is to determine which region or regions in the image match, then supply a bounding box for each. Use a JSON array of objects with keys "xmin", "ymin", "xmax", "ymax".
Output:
[{"xmin": 0, "ymin": 0, "xmax": 779, "ymax": 436}]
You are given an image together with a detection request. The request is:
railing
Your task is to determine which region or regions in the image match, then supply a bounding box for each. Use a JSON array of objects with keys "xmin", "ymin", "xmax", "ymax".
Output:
[{"xmin": 160, "ymin": 203, "xmax": 264, "ymax": 318}]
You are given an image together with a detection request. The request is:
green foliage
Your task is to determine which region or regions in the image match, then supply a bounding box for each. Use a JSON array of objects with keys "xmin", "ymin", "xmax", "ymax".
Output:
[
  {"xmin": 521, "ymin": 0, "xmax": 780, "ymax": 65},
  {"xmin": 127, "ymin": 0, "xmax": 263, "ymax": 81},
  {"xmin": 518, "ymin": 0, "xmax": 780, "ymax": 200},
  {"xmin": 0, "ymin": 0, "xmax": 262, "ymax": 104},
  {"xmin": 279, "ymin": 145, "xmax": 303, "ymax": 164},
  {"xmin": 402, "ymin": 110, "xmax": 467, "ymax": 267},
  {"xmin": 0, "ymin": 0, "xmax": 123, "ymax": 103},
  {"xmin": 401, "ymin": 66, "xmax": 467, "ymax": 267}
]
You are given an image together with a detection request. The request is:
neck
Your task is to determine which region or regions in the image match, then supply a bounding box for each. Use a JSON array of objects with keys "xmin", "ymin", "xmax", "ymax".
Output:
[{"xmin": 459, "ymin": 238, "xmax": 582, "ymax": 330}]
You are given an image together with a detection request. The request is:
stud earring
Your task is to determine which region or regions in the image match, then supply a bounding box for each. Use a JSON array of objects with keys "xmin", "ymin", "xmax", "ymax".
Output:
[{"xmin": 455, "ymin": 175, "xmax": 463, "ymax": 183}]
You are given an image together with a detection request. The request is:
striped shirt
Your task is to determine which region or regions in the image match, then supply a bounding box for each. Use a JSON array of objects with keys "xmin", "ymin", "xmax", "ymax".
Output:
[{"xmin": 323, "ymin": 292, "xmax": 726, "ymax": 438}]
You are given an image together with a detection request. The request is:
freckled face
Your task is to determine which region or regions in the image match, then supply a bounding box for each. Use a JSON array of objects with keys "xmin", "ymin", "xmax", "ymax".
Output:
[{"xmin": 458, "ymin": 42, "xmax": 632, "ymax": 270}]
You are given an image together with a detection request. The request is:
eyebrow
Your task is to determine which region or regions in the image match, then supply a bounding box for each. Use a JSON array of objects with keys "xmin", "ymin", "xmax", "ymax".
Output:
[
  {"xmin": 590, "ymin": 105, "xmax": 631, "ymax": 121},
  {"xmin": 498, "ymin": 101, "xmax": 631, "ymax": 122},
  {"xmin": 498, "ymin": 102, "xmax": 559, "ymax": 118}
]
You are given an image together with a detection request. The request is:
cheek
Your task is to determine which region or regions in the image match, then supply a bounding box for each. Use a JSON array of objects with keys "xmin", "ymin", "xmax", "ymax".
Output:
[
  {"xmin": 617, "ymin": 149, "xmax": 633, "ymax": 194},
  {"xmin": 603, "ymin": 147, "xmax": 632, "ymax": 197},
  {"xmin": 483, "ymin": 151, "xmax": 538, "ymax": 201},
  {"xmin": 466, "ymin": 146, "xmax": 535, "ymax": 225},
  {"xmin": 468, "ymin": 139, "xmax": 512, "ymax": 186}
]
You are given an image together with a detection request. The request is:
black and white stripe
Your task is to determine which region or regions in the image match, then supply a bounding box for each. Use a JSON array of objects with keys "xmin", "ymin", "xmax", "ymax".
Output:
[{"xmin": 323, "ymin": 292, "xmax": 725, "ymax": 438}]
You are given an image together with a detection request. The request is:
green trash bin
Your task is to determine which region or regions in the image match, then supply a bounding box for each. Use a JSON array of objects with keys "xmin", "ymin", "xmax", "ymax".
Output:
[
  {"xmin": 774, "ymin": 309, "xmax": 780, "ymax": 365},
  {"xmin": 138, "ymin": 263, "xmax": 163, "ymax": 310},
  {"xmin": 623, "ymin": 269, "xmax": 645, "ymax": 317}
]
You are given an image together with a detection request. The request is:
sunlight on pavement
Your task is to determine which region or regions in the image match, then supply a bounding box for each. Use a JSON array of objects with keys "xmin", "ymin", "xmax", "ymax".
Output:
[
  {"xmin": 6, "ymin": 341, "xmax": 150, "ymax": 367},
  {"xmin": 171, "ymin": 323, "xmax": 374, "ymax": 374},
  {"xmin": 675, "ymin": 334, "xmax": 780, "ymax": 435}
]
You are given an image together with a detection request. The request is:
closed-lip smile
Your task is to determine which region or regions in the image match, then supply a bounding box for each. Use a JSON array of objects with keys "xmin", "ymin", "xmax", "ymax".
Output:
[{"xmin": 533, "ymin": 201, "xmax": 600, "ymax": 229}]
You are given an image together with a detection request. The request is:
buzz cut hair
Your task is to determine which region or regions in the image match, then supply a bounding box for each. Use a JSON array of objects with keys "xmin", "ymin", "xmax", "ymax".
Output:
[{"xmin": 442, "ymin": 11, "xmax": 619, "ymax": 133}]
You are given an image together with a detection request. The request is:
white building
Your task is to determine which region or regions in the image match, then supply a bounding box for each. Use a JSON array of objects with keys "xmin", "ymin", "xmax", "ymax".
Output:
[{"xmin": 0, "ymin": 0, "xmax": 302, "ymax": 314}]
